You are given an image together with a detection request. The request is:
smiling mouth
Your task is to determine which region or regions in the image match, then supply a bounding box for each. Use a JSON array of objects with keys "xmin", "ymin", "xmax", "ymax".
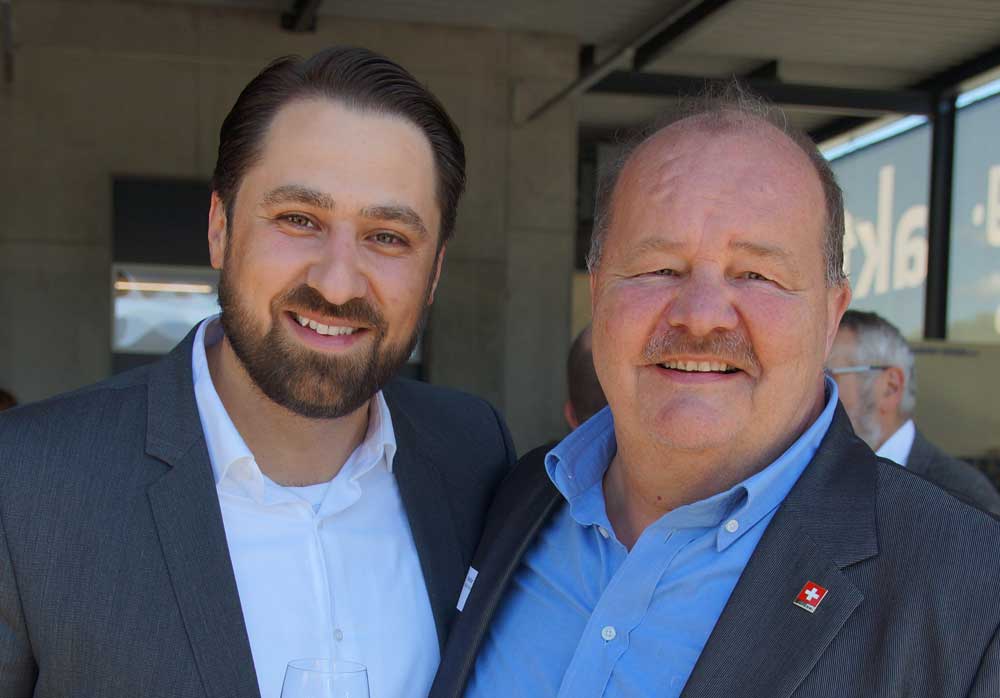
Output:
[
  {"xmin": 657, "ymin": 360, "xmax": 740, "ymax": 374},
  {"xmin": 291, "ymin": 312, "xmax": 365, "ymax": 337}
]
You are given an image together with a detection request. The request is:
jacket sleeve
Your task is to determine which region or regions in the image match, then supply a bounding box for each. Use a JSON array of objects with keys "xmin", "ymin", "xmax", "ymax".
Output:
[
  {"xmin": 969, "ymin": 621, "xmax": 1000, "ymax": 697},
  {"xmin": 0, "ymin": 500, "xmax": 36, "ymax": 697}
]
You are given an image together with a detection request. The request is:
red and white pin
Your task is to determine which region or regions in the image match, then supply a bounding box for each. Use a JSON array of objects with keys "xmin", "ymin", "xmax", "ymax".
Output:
[{"xmin": 793, "ymin": 581, "xmax": 828, "ymax": 613}]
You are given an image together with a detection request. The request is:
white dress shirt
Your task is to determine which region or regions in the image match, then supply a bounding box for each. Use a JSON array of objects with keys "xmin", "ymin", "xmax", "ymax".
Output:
[
  {"xmin": 191, "ymin": 318, "xmax": 439, "ymax": 698},
  {"xmin": 876, "ymin": 418, "xmax": 917, "ymax": 467}
]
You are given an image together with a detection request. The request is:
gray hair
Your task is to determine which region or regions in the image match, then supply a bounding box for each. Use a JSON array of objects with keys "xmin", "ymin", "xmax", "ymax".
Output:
[
  {"xmin": 840, "ymin": 309, "xmax": 917, "ymax": 416},
  {"xmin": 587, "ymin": 81, "xmax": 847, "ymax": 287}
]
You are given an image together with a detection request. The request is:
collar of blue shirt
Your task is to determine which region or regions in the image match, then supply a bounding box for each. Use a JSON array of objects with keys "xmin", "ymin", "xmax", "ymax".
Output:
[{"xmin": 545, "ymin": 376, "xmax": 840, "ymax": 552}]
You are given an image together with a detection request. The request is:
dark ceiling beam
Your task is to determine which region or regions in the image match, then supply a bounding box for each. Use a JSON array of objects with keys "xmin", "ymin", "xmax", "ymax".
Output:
[
  {"xmin": 591, "ymin": 71, "xmax": 934, "ymax": 115},
  {"xmin": 281, "ymin": 0, "xmax": 324, "ymax": 33},
  {"xmin": 633, "ymin": 0, "xmax": 738, "ymax": 71},
  {"xmin": 810, "ymin": 41, "xmax": 1000, "ymax": 143},
  {"xmin": 743, "ymin": 59, "xmax": 779, "ymax": 81}
]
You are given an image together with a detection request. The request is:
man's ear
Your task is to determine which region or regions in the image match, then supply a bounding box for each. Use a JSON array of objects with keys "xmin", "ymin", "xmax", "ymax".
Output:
[
  {"xmin": 879, "ymin": 366, "xmax": 905, "ymax": 415},
  {"xmin": 208, "ymin": 192, "xmax": 228, "ymax": 270},
  {"xmin": 427, "ymin": 243, "xmax": 447, "ymax": 305},
  {"xmin": 564, "ymin": 400, "xmax": 580, "ymax": 430},
  {"xmin": 824, "ymin": 280, "xmax": 852, "ymax": 357}
]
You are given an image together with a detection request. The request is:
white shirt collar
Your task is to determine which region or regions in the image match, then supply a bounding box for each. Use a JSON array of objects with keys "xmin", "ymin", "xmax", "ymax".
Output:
[
  {"xmin": 876, "ymin": 418, "xmax": 917, "ymax": 467},
  {"xmin": 190, "ymin": 316, "xmax": 397, "ymax": 503}
]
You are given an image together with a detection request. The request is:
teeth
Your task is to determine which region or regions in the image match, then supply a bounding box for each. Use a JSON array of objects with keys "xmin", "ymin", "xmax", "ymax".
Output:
[
  {"xmin": 294, "ymin": 314, "xmax": 359, "ymax": 337},
  {"xmin": 661, "ymin": 360, "xmax": 734, "ymax": 373}
]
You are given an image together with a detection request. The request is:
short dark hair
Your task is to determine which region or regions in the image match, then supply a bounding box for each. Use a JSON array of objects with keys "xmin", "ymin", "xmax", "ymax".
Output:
[
  {"xmin": 588, "ymin": 81, "xmax": 846, "ymax": 287},
  {"xmin": 212, "ymin": 46, "xmax": 466, "ymax": 243},
  {"xmin": 566, "ymin": 326, "xmax": 607, "ymax": 424},
  {"xmin": 0, "ymin": 388, "xmax": 16, "ymax": 411}
]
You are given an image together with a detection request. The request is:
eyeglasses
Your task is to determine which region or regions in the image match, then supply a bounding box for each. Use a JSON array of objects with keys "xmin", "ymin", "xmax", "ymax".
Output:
[{"xmin": 826, "ymin": 365, "xmax": 892, "ymax": 375}]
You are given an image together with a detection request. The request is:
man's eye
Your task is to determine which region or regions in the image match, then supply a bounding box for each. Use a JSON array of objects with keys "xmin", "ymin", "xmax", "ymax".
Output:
[
  {"xmin": 280, "ymin": 214, "xmax": 315, "ymax": 228},
  {"xmin": 743, "ymin": 271, "xmax": 769, "ymax": 281},
  {"xmin": 650, "ymin": 268, "xmax": 677, "ymax": 276},
  {"xmin": 372, "ymin": 231, "xmax": 406, "ymax": 246}
]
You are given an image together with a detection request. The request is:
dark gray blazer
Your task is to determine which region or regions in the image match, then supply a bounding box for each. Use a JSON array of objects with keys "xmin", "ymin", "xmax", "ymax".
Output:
[
  {"xmin": 430, "ymin": 407, "xmax": 1000, "ymax": 698},
  {"xmin": 0, "ymin": 329, "xmax": 515, "ymax": 698},
  {"xmin": 906, "ymin": 429, "xmax": 1000, "ymax": 516}
]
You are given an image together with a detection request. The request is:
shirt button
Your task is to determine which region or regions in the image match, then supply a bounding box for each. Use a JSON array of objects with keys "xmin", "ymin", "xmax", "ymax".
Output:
[
  {"xmin": 725, "ymin": 519, "xmax": 739, "ymax": 533},
  {"xmin": 601, "ymin": 625, "xmax": 617, "ymax": 641},
  {"xmin": 334, "ymin": 629, "xmax": 344, "ymax": 642},
  {"xmin": 597, "ymin": 526, "xmax": 610, "ymax": 539}
]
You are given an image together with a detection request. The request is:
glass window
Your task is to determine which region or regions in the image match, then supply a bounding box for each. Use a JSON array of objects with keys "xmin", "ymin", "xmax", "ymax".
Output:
[
  {"xmin": 948, "ymin": 82, "xmax": 1000, "ymax": 343},
  {"xmin": 113, "ymin": 264, "xmax": 220, "ymax": 355},
  {"xmin": 827, "ymin": 121, "xmax": 932, "ymax": 340}
]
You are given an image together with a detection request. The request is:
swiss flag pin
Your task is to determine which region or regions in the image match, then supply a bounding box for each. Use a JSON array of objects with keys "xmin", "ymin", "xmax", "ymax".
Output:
[{"xmin": 793, "ymin": 581, "xmax": 828, "ymax": 613}]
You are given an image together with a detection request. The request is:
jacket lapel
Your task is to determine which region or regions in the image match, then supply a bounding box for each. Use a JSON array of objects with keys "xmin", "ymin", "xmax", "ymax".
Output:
[
  {"xmin": 144, "ymin": 330, "xmax": 261, "ymax": 698},
  {"xmin": 385, "ymin": 389, "xmax": 469, "ymax": 653},
  {"xmin": 435, "ymin": 447, "xmax": 562, "ymax": 696},
  {"xmin": 904, "ymin": 430, "xmax": 933, "ymax": 477},
  {"xmin": 681, "ymin": 408, "xmax": 878, "ymax": 698}
]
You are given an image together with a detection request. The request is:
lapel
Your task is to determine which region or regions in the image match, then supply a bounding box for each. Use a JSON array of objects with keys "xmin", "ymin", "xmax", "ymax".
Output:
[
  {"xmin": 904, "ymin": 429, "xmax": 934, "ymax": 478},
  {"xmin": 681, "ymin": 407, "xmax": 878, "ymax": 698},
  {"xmin": 437, "ymin": 447, "xmax": 562, "ymax": 696},
  {"xmin": 144, "ymin": 329, "xmax": 261, "ymax": 698},
  {"xmin": 384, "ymin": 385, "xmax": 469, "ymax": 653}
]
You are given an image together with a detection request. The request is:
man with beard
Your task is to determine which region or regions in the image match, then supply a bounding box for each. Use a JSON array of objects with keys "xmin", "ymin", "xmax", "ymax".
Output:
[
  {"xmin": 430, "ymin": 87, "xmax": 1000, "ymax": 698},
  {"xmin": 0, "ymin": 47, "xmax": 514, "ymax": 698},
  {"xmin": 828, "ymin": 309, "xmax": 999, "ymax": 514}
]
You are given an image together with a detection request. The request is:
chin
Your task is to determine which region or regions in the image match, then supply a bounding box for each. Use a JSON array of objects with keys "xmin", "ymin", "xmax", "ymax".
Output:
[{"xmin": 646, "ymin": 406, "xmax": 743, "ymax": 452}]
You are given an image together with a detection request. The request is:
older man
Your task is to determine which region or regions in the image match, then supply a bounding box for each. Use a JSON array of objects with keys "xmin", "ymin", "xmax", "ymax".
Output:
[
  {"xmin": 0, "ymin": 47, "xmax": 514, "ymax": 698},
  {"xmin": 828, "ymin": 309, "xmax": 1000, "ymax": 514},
  {"xmin": 430, "ymin": 90, "xmax": 1000, "ymax": 698}
]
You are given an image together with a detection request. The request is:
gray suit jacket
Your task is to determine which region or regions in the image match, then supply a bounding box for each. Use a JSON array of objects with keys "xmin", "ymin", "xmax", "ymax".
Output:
[
  {"xmin": 0, "ymin": 329, "xmax": 515, "ymax": 697},
  {"xmin": 429, "ymin": 407, "xmax": 1000, "ymax": 698},
  {"xmin": 906, "ymin": 429, "xmax": 1000, "ymax": 516}
]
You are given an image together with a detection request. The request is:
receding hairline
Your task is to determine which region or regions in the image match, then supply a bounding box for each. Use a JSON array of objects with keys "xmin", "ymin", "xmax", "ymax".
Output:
[{"xmin": 623, "ymin": 109, "xmax": 821, "ymax": 189}]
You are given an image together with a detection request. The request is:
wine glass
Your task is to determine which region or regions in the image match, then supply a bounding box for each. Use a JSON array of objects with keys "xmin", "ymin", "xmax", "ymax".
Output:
[{"xmin": 280, "ymin": 658, "xmax": 370, "ymax": 698}]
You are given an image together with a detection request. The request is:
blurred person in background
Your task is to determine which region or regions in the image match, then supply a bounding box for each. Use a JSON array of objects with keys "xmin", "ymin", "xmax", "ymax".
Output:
[
  {"xmin": 563, "ymin": 325, "xmax": 608, "ymax": 429},
  {"xmin": 828, "ymin": 309, "xmax": 1000, "ymax": 515}
]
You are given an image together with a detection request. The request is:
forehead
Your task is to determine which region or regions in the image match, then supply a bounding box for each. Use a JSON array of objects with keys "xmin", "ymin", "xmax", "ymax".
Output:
[
  {"xmin": 609, "ymin": 117, "xmax": 827, "ymax": 260},
  {"xmin": 245, "ymin": 99, "xmax": 440, "ymax": 221}
]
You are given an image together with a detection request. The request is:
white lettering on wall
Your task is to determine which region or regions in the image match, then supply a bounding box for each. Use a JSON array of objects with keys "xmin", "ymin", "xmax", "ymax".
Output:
[
  {"xmin": 988, "ymin": 165, "xmax": 1000, "ymax": 247},
  {"xmin": 844, "ymin": 165, "xmax": 928, "ymax": 300}
]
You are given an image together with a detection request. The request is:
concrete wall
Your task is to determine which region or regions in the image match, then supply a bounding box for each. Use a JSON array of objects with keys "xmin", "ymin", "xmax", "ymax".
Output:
[{"xmin": 0, "ymin": 0, "xmax": 577, "ymax": 450}]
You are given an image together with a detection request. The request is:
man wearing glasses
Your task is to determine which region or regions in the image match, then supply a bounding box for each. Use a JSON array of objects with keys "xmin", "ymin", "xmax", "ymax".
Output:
[{"xmin": 828, "ymin": 309, "xmax": 1000, "ymax": 514}]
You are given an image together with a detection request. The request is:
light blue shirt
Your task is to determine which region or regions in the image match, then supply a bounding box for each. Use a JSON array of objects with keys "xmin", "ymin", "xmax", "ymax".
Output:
[{"xmin": 465, "ymin": 378, "xmax": 839, "ymax": 698}]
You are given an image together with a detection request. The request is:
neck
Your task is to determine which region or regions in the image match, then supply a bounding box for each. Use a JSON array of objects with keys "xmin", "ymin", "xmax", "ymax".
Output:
[
  {"xmin": 605, "ymin": 396, "xmax": 825, "ymax": 550},
  {"xmin": 875, "ymin": 414, "xmax": 908, "ymax": 450},
  {"xmin": 207, "ymin": 337, "xmax": 370, "ymax": 486},
  {"xmin": 603, "ymin": 442, "xmax": 757, "ymax": 550}
]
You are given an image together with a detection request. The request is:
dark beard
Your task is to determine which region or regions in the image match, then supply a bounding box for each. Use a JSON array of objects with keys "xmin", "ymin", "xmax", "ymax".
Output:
[{"xmin": 218, "ymin": 279, "xmax": 429, "ymax": 419}]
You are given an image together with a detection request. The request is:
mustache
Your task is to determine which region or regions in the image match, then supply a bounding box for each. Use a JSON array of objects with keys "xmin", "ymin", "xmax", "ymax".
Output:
[
  {"xmin": 278, "ymin": 285, "xmax": 387, "ymax": 333},
  {"xmin": 642, "ymin": 326, "xmax": 760, "ymax": 372}
]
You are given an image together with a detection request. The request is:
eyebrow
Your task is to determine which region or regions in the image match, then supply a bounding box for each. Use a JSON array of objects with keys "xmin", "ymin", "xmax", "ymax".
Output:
[
  {"xmin": 621, "ymin": 237, "xmax": 686, "ymax": 266},
  {"xmin": 260, "ymin": 185, "xmax": 336, "ymax": 211},
  {"xmin": 360, "ymin": 204, "xmax": 429, "ymax": 239},
  {"xmin": 729, "ymin": 240, "xmax": 798, "ymax": 270}
]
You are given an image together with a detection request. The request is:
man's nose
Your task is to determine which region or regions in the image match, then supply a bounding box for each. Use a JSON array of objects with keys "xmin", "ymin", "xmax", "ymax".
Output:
[
  {"xmin": 663, "ymin": 268, "xmax": 739, "ymax": 337},
  {"xmin": 305, "ymin": 229, "xmax": 369, "ymax": 306}
]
